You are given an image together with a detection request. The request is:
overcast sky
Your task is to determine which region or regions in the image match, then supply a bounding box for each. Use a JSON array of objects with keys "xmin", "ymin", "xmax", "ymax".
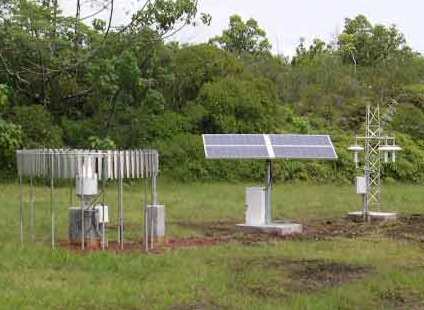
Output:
[{"xmin": 59, "ymin": 0, "xmax": 424, "ymax": 56}]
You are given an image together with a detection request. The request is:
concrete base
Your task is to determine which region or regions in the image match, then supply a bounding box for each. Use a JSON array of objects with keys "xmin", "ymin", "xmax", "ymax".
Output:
[
  {"xmin": 237, "ymin": 222, "xmax": 303, "ymax": 236},
  {"xmin": 147, "ymin": 205, "xmax": 166, "ymax": 239},
  {"xmin": 347, "ymin": 211, "xmax": 398, "ymax": 222}
]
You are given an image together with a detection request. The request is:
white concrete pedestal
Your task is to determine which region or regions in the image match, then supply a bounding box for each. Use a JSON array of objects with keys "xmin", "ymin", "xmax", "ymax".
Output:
[
  {"xmin": 347, "ymin": 211, "xmax": 398, "ymax": 222},
  {"xmin": 237, "ymin": 222, "xmax": 303, "ymax": 236}
]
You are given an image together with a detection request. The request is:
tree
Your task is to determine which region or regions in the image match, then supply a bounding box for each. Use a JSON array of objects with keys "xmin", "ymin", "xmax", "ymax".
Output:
[
  {"xmin": 292, "ymin": 38, "xmax": 331, "ymax": 65},
  {"xmin": 187, "ymin": 76, "xmax": 280, "ymax": 133},
  {"xmin": 167, "ymin": 44, "xmax": 242, "ymax": 110},
  {"xmin": 209, "ymin": 15, "xmax": 271, "ymax": 55},
  {"xmin": 0, "ymin": 0, "xmax": 204, "ymax": 146},
  {"xmin": 338, "ymin": 15, "xmax": 410, "ymax": 67},
  {"xmin": 0, "ymin": 84, "xmax": 22, "ymax": 170}
]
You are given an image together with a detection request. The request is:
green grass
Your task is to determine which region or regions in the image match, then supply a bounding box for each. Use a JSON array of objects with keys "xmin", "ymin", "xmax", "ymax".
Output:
[{"xmin": 1, "ymin": 180, "xmax": 424, "ymax": 309}]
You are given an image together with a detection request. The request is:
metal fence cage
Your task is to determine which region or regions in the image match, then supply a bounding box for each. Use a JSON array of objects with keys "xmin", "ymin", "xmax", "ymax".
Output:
[{"xmin": 17, "ymin": 148, "xmax": 161, "ymax": 252}]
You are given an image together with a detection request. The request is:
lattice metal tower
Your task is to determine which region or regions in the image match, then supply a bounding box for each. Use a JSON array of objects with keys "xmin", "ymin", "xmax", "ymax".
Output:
[
  {"xmin": 364, "ymin": 104, "xmax": 382, "ymax": 211},
  {"xmin": 349, "ymin": 102, "xmax": 401, "ymax": 216}
]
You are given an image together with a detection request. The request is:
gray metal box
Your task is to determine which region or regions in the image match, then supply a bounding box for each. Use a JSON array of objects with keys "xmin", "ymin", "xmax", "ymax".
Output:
[
  {"xmin": 356, "ymin": 176, "xmax": 367, "ymax": 194},
  {"xmin": 245, "ymin": 187, "xmax": 266, "ymax": 225},
  {"xmin": 147, "ymin": 205, "xmax": 166, "ymax": 238}
]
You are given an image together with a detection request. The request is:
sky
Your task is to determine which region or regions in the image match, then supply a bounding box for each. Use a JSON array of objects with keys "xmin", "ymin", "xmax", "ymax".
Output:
[{"xmin": 59, "ymin": 0, "xmax": 424, "ymax": 56}]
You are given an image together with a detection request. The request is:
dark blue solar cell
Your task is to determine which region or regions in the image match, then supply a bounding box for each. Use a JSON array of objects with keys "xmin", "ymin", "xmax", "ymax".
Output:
[
  {"xmin": 273, "ymin": 146, "xmax": 337, "ymax": 159},
  {"xmin": 205, "ymin": 145, "xmax": 269, "ymax": 159},
  {"xmin": 269, "ymin": 134, "xmax": 330, "ymax": 146},
  {"xmin": 203, "ymin": 134, "xmax": 265, "ymax": 146},
  {"xmin": 202, "ymin": 134, "xmax": 337, "ymax": 160}
]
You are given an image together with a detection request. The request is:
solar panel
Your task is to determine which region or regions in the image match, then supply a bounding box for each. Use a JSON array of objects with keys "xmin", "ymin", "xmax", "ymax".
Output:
[
  {"xmin": 203, "ymin": 134, "xmax": 267, "ymax": 159},
  {"xmin": 273, "ymin": 146, "xmax": 337, "ymax": 159},
  {"xmin": 269, "ymin": 134, "xmax": 330, "ymax": 146},
  {"xmin": 205, "ymin": 146, "xmax": 269, "ymax": 159},
  {"xmin": 203, "ymin": 134, "xmax": 337, "ymax": 160},
  {"xmin": 203, "ymin": 134, "xmax": 265, "ymax": 146},
  {"xmin": 270, "ymin": 134, "xmax": 337, "ymax": 159}
]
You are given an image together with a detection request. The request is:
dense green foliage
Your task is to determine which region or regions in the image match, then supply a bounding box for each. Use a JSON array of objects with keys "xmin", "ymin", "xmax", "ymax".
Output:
[{"xmin": 0, "ymin": 2, "xmax": 423, "ymax": 182}]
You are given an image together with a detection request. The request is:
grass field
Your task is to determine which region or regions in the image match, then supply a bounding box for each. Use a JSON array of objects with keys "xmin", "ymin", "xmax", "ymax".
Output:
[{"xmin": 1, "ymin": 180, "xmax": 424, "ymax": 309}]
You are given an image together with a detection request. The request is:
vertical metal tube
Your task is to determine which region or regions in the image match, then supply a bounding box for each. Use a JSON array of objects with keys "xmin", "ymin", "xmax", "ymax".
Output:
[
  {"xmin": 50, "ymin": 152, "xmax": 55, "ymax": 249},
  {"xmin": 101, "ymin": 154, "xmax": 106, "ymax": 250},
  {"xmin": 150, "ymin": 154, "xmax": 155, "ymax": 250},
  {"xmin": 19, "ymin": 174, "xmax": 24, "ymax": 247},
  {"xmin": 364, "ymin": 105, "xmax": 370, "ymax": 216},
  {"xmin": 144, "ymin": 175, "xmax": 149, "ymax": 252},
  {"xmin": 80, "ymin": 157, "xmax": 85, "ymax": 250},
  {"xmin": 265, "ymin": 160, "xmax": 272, "ymax": 225},
  {"xmin": 116, "ymin": 157, "xmax": 120, "ymax": 245},
  {"xmin": 69, "ymin": 178, "xmax": 73, "ymax": 206},
  {"xmin": 119, "ymin": 153, "xmax": 124, "ymax": 250},
  {"xmin": 152, "ymin": 173, "xmax": 158, "ymax": 206},
  {"xmin": 363, "ymin": 168, "xmax": 370, "ymax": 222},
  {"xmin": 30, "ymin": 176, "xmax": 34, "ymax": 243},
  {"xmin": 354, "ymin": 152, "xmax": 359, "ymax": 168}
]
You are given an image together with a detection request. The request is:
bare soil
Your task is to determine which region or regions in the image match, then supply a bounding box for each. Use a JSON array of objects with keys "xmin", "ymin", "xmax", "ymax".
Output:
[
  {"xmin": 232, "ymin": 257, "xmax": 373, "ymax": 298},
  {"xmin": 169, "ymin": 301, "xmax": 227, "ymax": 310},
  {"xmin": 59, "ymin": 214, "xmax": 424, "ymax": 254},
  {"xmin": 384, "ymin": 214, "xmax": 424, "ymax": 243},
  {"xmin": 175, "ymin": 214, "xmax": 424, "ymax": 244},
  {"xmin": 379, "ymin": 287, "xmax": 424, "ymax": 309}
]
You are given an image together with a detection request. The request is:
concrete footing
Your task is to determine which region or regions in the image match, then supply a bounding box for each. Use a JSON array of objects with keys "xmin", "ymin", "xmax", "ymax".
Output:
[
  {"xmin": 347, "ymin": 211, "xmax": 398, "ymax": 222},
  {"xmin": 237, "ymin": 222, "xmax": 303, "ymax": 236},
  {"xmin": 147, "ymin": 205, "xmax": 166, "ymax": 241}
]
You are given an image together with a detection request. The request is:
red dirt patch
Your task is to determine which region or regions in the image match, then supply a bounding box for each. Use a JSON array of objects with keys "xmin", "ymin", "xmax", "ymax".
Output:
[
  {"xmin": 58, "ymin": 236, "xmax": 228, "ymax": 254},
  {"xmin": 166, "ymin": 236, "xmax": 224, "ymax": 248},
  {"xmin": 58, "ymin": 214, "xmax": 424, "ymax": 254}
]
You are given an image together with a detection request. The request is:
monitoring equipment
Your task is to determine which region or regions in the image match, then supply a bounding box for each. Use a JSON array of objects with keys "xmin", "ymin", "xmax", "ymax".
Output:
[{"xmin": 203, "ymin": 134, "xmax": 337, "ymax": 235}]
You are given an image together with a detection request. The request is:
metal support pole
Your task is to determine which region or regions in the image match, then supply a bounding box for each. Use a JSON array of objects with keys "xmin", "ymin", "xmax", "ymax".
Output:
[
  {"xmin": 50, "ymin": 153, "xmax": 55, "ymax": 249},
  {"xmin": 30, "ymin": 176, "xmax": 34, "ymax": 243},
  {"xmin": 150, "ymin": 173, "xmax": 156, "ymax": 249},
  {"xmin": 363, "ymin": 169, "xmax": 370, "ymax": 222},
  {"xmin": 19, "ymin": 174, "xmax": 23, "ymax": 247},
  {"xmin": 265, "ymin": 160, "xmax": 272, "ymax": 225},
  {"xmin": 80, "ymin": 161, "xmax": 85, "ymax": 251},
  {"xmin": 144, "ymin": 176, "xmax": 149, "ymax": 252},
  {"xmin": 118, "ymin": 153, "xmax": 124, "ymax": 250},
  {"xmin": 116, "ymin": 176, "xmax": 120, "ymax": 245},
  {"xmin": 69, "ymin": 179, "xmax": 73, "ymax": 206},
  {"xmin": 119, "ymin": 176, "xmax": 124, "ymax": 249},
  {"xmin": 101, "ymin": 155, "xmax": 106, "ymax": 250},
  {"xmin": 152, "ymin": 173, "xmax": 158, "ymax": 206}
]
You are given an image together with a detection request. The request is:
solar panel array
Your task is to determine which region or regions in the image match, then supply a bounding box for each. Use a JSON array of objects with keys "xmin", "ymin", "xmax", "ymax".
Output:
[{"xmin": 203, "ymin": 134, "xmax": 337, "ymax": 160}]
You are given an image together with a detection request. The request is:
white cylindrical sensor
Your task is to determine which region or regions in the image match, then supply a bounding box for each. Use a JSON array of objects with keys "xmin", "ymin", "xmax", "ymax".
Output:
[
  {"xmin": 75, "ymin": 175, "xmax": 98, "ymax": 196},
  {"xmin": 354, "ymin": 152, "xmax": 359, "ymax": 167}
]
